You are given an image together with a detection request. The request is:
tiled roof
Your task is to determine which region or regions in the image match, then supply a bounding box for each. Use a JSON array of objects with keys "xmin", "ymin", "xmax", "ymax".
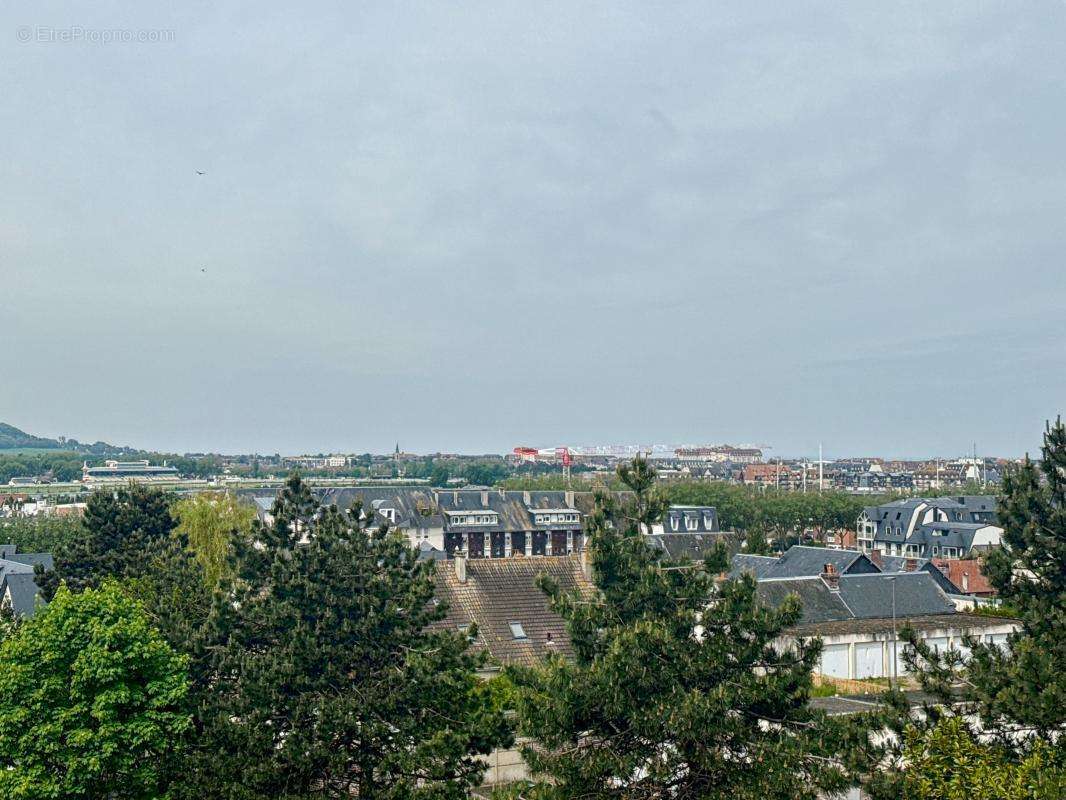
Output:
[
  {"xmin": 431, "ymin": 555, "xmax": 593, "ymax": 668},
  {"xmin": 932, "ymin": 558, "xmax": 995, "ymax": 595}
]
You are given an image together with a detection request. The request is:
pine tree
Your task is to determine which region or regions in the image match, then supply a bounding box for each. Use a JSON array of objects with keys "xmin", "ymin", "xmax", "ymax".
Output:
[
  {"xmin": 184, "ymin": 473, "xmax": 511, "ymax": 799},
  {"xmin": 876, "ymin": 419, "xmax": 1066, "ymax": 796},
  {"xmin": 505, "ymin": 456, "xmax": 877, "ymax": 800},
  {"xmin": 35, "ymin": 482, "xmax": 177, "ymax": 600}
]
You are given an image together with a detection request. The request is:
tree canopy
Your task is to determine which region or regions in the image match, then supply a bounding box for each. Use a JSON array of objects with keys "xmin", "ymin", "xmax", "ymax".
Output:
[
  {"xmin": 35, "ymin": 483, "xmax": 177, "ymax": 601},
  {"xmin": 0, "ymin": 583, "xmax": 190, "ymax": 800},
  {"xmin": 185, "ymin": 474, "xmax": 512, "ymax": 799},
  {"xmin": 505, "ymin": 456, "xmax": 878, "ymax": 799},
  {"xmin": 171, "ymin": 491, "xmax": 256, "ymax": 588},
  {"xmin": 877, "ymin": 419, "xmax": 1066, "ymax": 797}
]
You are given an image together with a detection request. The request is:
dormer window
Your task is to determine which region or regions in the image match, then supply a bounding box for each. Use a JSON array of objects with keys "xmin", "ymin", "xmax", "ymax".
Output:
[
  {"xmin": 670, "ymin": 515, "xmax": 679, "ymax": 531},
  {"xmin": 685, "ymin": 515, "xmax": 698, "ymax": 531}
]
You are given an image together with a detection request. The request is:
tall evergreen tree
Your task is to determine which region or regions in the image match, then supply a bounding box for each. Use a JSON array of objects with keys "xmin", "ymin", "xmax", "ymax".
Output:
[
  {"xmin": 874, "ymin": 419, "xmax": 1066, "ymax": 796},
  {"xmin": 506, "ymin": 456, "xmax": 878, "ymax": 800},
  {"xmin": 185, "ymin": 474, "xmax": 511, "ymax": 799},
  {"xmin": 35, "ymin": 482, "xmax": 176, "ymax": 600}
]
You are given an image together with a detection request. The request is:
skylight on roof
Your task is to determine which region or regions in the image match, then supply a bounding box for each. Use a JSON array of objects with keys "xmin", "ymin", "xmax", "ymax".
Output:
[{"xmin": 508, "ymin": 621, "xmax": 527, "ymax": 640}]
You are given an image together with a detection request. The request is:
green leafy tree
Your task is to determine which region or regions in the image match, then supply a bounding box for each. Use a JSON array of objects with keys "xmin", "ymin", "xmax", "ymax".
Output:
[
  {"xmin": 743, "ymin": 526, "xmax": 773, "ymax": 555},
  {"xmin": 0, "ymin": 514, "xmax": 83, "ymax": 554},
  {"xmin": 430, "ymin": 462, "xmax": 451, "ymax": 486},
  {"xmin": 876, "ymin": 419, "xmax": 1066, "ymax": 796},
  {"xmin": 186, "ymin": 474, "xmax": 511, "ymax": 799},
  {"xmin": 35, "ymin": 483, "xmax": 176, "ymax": 600},
  {"xmin": 505, "ymin": 456, "xmax": 877, "ymax": 800},
  {"xmin": 171, "ymin": 491, "xmax": 256, "ymax": 588},
  {"xmin": 897, "ymin": 718, "xmax": 1064, "ymax": 800},
  {"xmin": 0, "ymin": 583, "xmax": 190, "ymax": 800}
]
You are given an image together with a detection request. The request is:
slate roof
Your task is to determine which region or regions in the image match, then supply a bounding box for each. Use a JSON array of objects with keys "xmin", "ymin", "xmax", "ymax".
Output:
[
  {"xmin": 3, "ymin": 552, "xmax": 54, "ymax": 570},
  {"xmin": 837, "ymin": 572, "xmax": 956, "ymax": 619},
  {"xmin": 431, "ymin": 555, "xmax": 593, "ymax": 667},
  {"xmin": 756, "ymin": 571, "xmax": 957, "ymax": 626},
  {"xmin": 0, "ymin": 557, "xmax": 39, "ymax": 579},
  {"xmin": 646, "ymin": 532, "xmax": 739, "ymax": 562},
  {"xmin": 763, "ymin": 546, "xmax": 879, "ymax": 579},
  {"xmin": 730, "ymin": 546, "xmax": 878, "ymax": 581},
  {"xmin": 0, "ymin": 547, "xmax": 54, "ymax": 618},
  {"xmin": 662, "ymin": 506, "xmax": 720, "ymax": 533},
  {"xmin": 250, "ymin": 487, "xmax": 594, "ymax": 535},
  {"xmin": 1, "ymin": 572, "xmax": 42, "ymax": 616},
  {"xmin": 755, "ymin": 578, "xmax": 854, "ymax": 624},
  {"xmin": 415, "ymin": 541, "xmax": 447, "ymax": 561},
  {"xmin": 730, "ymin": 554, "xmax": 780, "ymax": 580}
]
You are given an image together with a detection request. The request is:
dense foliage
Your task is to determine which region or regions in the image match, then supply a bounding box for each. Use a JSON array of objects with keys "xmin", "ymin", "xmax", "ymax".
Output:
[
  {"xmin": 0, "ymin": 451, "xmax": 85, "ymax": 483},
  {"xmin": 0, "ymin": 583, "xmax": 190, "ymax": 800},
  {"xmin": 171, "ymin": 491, "xmax": 256, "ymax": 587},
  {"xmin": 874, "ymin": 419, "xmax": 1066, "ymax": 797},
  {"xmin": 505, "ymin": 457, "xmax": 879, "ymax": 799},
  {"xmin": 898, "ymin": 718, "xmax": 1064, "ymax": 800},
  {"xmin": 0, "ymin": 514, "xmax": 83, "ymax": 554},
  {"xmin": 183, "ymin": 475, "xmax": 512, "ymax": 799},
  {"xmin": 35, "ymin": 482, "xmax": 177, "ymax": 600}
]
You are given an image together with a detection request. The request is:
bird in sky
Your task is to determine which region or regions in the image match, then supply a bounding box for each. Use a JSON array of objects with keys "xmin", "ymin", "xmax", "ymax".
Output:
[
  {"xmin": 201, "ymin": 267, "xmax": 207, "ymax": 273},
  {"xmin": 196, "ymin": 170, "xmax": 205, "ymax": 175}
]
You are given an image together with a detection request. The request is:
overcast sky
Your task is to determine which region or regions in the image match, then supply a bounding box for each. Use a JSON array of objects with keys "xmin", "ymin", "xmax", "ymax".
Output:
[{"xmin": 3, "ymin": 2, "xmax": 1065, "ymax": 458}]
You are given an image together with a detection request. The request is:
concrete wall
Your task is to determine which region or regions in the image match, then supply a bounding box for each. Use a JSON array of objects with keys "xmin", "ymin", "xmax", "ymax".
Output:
[{"xmin": 787, "ymin": 621, "xmax": 1017, "ymax": 681}]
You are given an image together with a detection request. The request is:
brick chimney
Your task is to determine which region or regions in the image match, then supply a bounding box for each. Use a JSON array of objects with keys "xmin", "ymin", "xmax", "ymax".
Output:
[
  {"xmin": 869, "ymin": 549, "xmax": 883, "ymax": 568},
  {"xmin": 904, "ymin": 558, "xmax": 918, "ymax": 572},
  {"xmin": 454, "ymin": 551, "xmax": 467, "ymax": 583},
  {"xmin": 821, "ymin": 562, "xmax": 840, "ymax": 591},
  {"xmin": 565, "ymin": 490, "xmax": 575, "ymax": 508},
  {"xmin": 480, "ymin": 490, "xmax": 489, "ymax": 506}
]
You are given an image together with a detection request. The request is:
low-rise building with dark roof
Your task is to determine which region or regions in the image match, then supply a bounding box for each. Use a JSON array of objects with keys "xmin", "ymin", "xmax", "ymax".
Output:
[{"xmin": 757, "ymin": 566, "xmax": 1017, "ymax": 681}]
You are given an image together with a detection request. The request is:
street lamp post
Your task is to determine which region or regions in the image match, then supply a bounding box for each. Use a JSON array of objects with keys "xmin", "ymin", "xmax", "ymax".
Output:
[{"xmin": 888, "ymin": 576, "xmax": 898, "ymax": 689}]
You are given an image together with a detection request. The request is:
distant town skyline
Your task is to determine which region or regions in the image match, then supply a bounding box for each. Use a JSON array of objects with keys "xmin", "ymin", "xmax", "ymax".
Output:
[
  {"xmin": 0, "ymin": 418, "xmax": 1040, "ymax": 462},
  {"xmin": 5, "ymin": 2, "xmax": 1065, "ymax": 459}
]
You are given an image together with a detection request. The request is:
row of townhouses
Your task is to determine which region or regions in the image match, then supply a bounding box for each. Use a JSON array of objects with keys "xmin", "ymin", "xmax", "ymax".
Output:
[{"xmin": 248, "ymin": 487, "xmax": 734, "ymax": 562}]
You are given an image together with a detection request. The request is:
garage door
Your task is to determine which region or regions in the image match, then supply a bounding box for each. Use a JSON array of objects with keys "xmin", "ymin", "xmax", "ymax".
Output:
[
  {"xmin": 820, "ymin": 644, "xmax": 850, "ymax": 678},
  {"xmin": 891, "ymin": 640, "xmax": 910, "ymax": 675},
  {"xmin": 855, "ymin": 642, "xmax": 883, "ymax": 679},
  {"xmin": 926, "ymin": 637, "xmax": 949, "ymax": 654}
]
